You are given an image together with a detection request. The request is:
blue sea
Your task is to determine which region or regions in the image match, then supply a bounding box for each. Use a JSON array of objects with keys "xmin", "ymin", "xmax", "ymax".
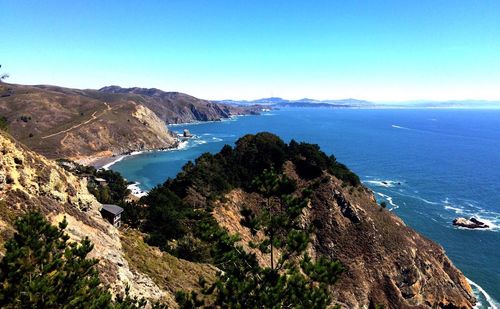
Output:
[{"xmin": 112, "ymin": 108, "xmax": 500, "ymax": 307}]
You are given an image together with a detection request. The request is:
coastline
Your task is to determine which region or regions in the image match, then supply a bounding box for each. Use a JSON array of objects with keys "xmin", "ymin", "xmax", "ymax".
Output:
[
  {"xmin": 167, "ymin": 114, "xmax": 249, "ymax": 127},
  {"xmin": 91, "ymin": 141, "xmax": 189, "ymax": 170}
]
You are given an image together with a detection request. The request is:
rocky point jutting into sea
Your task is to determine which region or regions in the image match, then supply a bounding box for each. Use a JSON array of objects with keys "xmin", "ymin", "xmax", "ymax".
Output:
[
  {"xmin": 0, "ymin": 126, "xmax": 478, "ymax": 307},
  {"xmin": 0, "ymin": 83, "xmax": 259, "ymax": 165},
  {"xmin": 0, "ymin": 80, "xmax": 490, "ymax": 308}
]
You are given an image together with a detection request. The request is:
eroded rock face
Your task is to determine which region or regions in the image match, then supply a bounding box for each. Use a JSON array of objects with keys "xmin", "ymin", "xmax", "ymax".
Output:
[
  {"xmin": 212, "ymin": 163, "xmax": 476, "ymax": 309},
  {"xmin": 0, "ymin": 132, "xmax": 167, "ymax": 302}
]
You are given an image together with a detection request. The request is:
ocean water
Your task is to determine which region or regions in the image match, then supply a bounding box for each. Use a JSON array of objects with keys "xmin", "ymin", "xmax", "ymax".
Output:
[{"xmin": 112, "ymin": 108, "xmax": 500, "ymax": 307}]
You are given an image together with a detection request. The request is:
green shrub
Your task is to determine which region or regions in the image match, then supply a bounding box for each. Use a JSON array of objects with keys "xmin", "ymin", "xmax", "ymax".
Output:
[{"xmin": 0, "ymin": 116, "xmax": 8, "ymax": 131}]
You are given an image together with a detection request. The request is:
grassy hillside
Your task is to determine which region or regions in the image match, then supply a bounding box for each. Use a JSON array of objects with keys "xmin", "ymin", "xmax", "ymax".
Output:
[
  {"xmin": 0, "ymin": 83, "xmax": 177, "ymax": 160},
  {"xmin": 99, "ymin": 86, "xmax": 260, "ymax": 124}
]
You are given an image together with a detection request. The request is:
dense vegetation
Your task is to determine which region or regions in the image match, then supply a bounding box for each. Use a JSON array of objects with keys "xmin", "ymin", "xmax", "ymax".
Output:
[
  {"xmin": 87, "ymin": 169, "xmax": 130, "ymax": 205},
  {"xmin": 56, "ymin": 133, "xmax": 360, "ymax": 307},
  {"xmin": 134, "ymin": 133, "xmax": 359, "ymax": 254},
  {"xmin": 0, "ymin": 213, "xmax": 154, "ymax": 308},
  {"xmin": 167, "ymin": 132, "xmax": 360, "ymax": 201},
  {"xmin": 132, "ymin": 133, "xmax": 354, "ymax": 307},
  {"xmin": 176, "ymin": 169, "xmax": 344, "ymax": 308}
]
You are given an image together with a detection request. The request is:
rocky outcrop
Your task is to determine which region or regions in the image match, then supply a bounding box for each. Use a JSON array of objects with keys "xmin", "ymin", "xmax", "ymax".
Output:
[
  {"xmin": 0, "ymin": 132, "xmax": 169, "ymax": 302},
  {"xmin": 99, "ymin": 86, "xmax": 259, "ymax": 124},
  {"xmin": 453, "ymin": 217, "xmax": 489, "ymax": 229},
  {"xmin": 211, "ymin": 162, "xmax": 476, "ymax": 308}
]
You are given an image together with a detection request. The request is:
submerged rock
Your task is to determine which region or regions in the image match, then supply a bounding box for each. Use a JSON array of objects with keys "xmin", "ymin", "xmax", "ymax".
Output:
[{"xmin": 453, "ymin": 217, "xmax": 489, "ymax": 229}]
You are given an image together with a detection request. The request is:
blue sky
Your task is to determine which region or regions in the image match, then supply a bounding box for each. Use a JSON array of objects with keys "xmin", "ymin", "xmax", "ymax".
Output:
[{"xmin": 2, "ymin": 0, "xmax": 500, "ymax": 101}]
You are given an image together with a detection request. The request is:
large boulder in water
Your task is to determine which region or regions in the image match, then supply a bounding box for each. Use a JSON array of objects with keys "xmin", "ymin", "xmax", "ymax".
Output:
[{"xmin": 453, "ymin": 217, "xmax": 489, "ymax": 229}]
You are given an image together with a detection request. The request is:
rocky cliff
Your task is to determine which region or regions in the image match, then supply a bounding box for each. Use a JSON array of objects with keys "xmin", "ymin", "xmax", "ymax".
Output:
[
  {"xmin": 211, "ymin": 163, "xmax": 476, "ymax": 308},
  {"xmin": 0, "ymin": 125, "xmax": 478, "ymax": 308},
  {"xmin": 163, "ymin": 133, "xmax": 476, "ymax": 309},
  {"xmin": 0, "ymin": 84, "xmax": 177, "ymax": 161},
  {"xmin": 99, "ymin": 86, "xmax": 259, "ymax": 124},
  {"xmin": 0, "ymin": 131, "xmax": 213, "ymax": 307}
]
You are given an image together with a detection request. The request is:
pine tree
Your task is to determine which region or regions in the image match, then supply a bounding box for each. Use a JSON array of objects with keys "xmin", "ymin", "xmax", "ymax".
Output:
[
  {"xmin": 0, "ymin": 212, "xmax": 150, "ymax": 309},
  {"xmin": 176, "ymin": 170, "xmax": 344, "ymax": 308}
]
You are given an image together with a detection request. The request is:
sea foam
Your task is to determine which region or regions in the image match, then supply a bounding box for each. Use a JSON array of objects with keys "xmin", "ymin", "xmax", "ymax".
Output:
[{"xmin": 468, "ymin": 278, "xmax": 499, "ymax": 309}]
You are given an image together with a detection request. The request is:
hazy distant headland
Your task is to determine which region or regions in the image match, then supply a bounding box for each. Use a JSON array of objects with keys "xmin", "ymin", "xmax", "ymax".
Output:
[{"xmin": 218, "ymin": 97, "xmax": 500, "ymax": 109}]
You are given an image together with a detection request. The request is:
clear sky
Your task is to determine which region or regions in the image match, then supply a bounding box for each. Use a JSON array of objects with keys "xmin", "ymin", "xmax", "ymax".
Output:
[{"xmin": 2, "ymin": 0, "xmax": 500, "ymax": 101}]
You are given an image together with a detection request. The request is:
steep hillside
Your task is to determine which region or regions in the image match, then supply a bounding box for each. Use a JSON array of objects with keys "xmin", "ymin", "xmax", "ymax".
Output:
[
  {"xmin": 99, "ymin": 86, "xmax": 259, "ymax": 124},
  {"xmin": 0, "ymin": 131, "xmax": 214, "ymax": 307},
  {"xmin": 0, "ymin": 83, "xmax": 177, "ymax": 161},
  {"xmin": 213, "ymin": 170, "xmax": 475, "ymax": 308},
  {"xmin": 150, "ymin": 133, "xmax": 475, "ymax": 308}
]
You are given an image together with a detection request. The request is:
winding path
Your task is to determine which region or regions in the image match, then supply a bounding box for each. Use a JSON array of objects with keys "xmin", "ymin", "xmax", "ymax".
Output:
[{"xmin": 41, "ymin": 102, "xmax": 111, "ymax": 139}]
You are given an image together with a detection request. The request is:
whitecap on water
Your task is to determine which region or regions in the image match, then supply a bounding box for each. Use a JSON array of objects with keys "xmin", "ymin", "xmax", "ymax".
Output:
[
  {"xmin": 127, "ymin": 182, "xmax": 149, "ymax": 198},
  {"xmin": 365, "ymin": 179, "xmax": 401, "ymax": 188},
  {"xmin": 467, "ymin": 278, "xmax": 499, "ymax": 309},
  {"xmin": 391, "ymin": 124, "xmax": 411, "ymax": 130},
  {"xmin": 442, "ymin": 198, "xmax": 500, "ymax": 232},
  {"xmin": 375, "ymin": 192, "xmax": 399, "ymax": 210}
]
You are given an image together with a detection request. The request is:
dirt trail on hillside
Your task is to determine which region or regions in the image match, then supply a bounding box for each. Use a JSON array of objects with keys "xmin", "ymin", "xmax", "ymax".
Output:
[{"xmin": 42, "ymin": 102, "xmax": 111, "ymax": 139}]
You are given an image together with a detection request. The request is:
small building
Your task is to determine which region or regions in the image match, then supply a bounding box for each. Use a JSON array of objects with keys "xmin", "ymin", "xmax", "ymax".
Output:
[
  {"xmin": 94, "ymin": 177, "xmax": 108, "ymax": 186},
  {"xmin": 100, "ymin": 204, "xmax": 124, "ymax": 227}
]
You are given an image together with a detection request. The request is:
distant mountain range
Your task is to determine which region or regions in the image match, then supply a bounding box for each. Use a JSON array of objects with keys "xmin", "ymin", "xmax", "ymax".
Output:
[
  {"xmin": 218, "ymin": 97, "xmax": 500, "ymax": 109},
  {"xmin": 217, "ymin": 97, "xmax": 373, "ymax": 108},
  {"xmin": 383, "ymin": 100, "xmax": 500, "ymax": 109}
]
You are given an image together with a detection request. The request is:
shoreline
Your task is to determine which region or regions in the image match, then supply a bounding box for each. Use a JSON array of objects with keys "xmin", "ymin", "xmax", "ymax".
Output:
[
  {"xmin": 94, "ymin": 114, "xmax": 255, "ymax": 168},
  {"xmin": 93, "ymin": 141, "xmax": 189, "ymax": 170},
  {"xmin": 467, "ymin": 278, "xmax": 499, "ymax": 309},
  {"xmin": 167, "ymin": 113, "xmax": 252, "ymax": 127}
]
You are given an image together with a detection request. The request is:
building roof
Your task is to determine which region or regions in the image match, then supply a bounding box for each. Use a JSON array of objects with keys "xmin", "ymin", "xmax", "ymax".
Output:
[{"xmin": 101, "ymin": 204, "xmax": 124, "ymax": 215}]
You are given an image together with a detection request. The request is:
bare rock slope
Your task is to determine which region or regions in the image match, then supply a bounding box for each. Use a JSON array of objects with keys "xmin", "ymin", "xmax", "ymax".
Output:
[
  {"xmin": 0, "ymin": 132, "xmax": 213, "ymax": 307},
  {"xmin": 209, "ymin": 163, "xmax": 475, "ymax": 308}
]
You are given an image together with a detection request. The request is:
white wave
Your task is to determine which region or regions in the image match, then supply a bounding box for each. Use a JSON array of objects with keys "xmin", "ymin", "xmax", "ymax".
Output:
[
  {"xmin": 375, "ymin": 192, "xmax": 399, "ymax": 210},
  {"xmin": 444, "ymin": 205, "xmax": 465, "ymax": 214},
  {"xmin": 194, "ymin": 140, "xmax": 208, "ymax": 145},
  {"xmin": 102, "ymin": 155, "xmax": 126, "ymax": 170},
  {"xmin": 365, "ymin": 180, "xmax": 401, "ymax": 188},
  {"xmin": 176, "ymin": 140, "xmax": 189, "ymax": 150},
  {"xmin": 391, "ymin": 191, "xmax": 440, "ymax": 205},
  {"xmin": 442, "ymin": 198, "xmax": 500, "ymax": 232},
  {"xmin": 105, "ymin": 140, "xmax": 190, "ymax": 170},
  {"xmin": 470, "ymin": 216, "xmax": 499, "ymax": 231},
  {"xmin": 467, "ymin": 278, "xmax": 499, "ymax": 309},
  {"xmin": 211, "ymin": 137, "xmax": 223, "ymax": 142},
  {"xmin": 391, "ymin": 124, "xmax": 410, "ymax": 130},
  {"xmin": 127, "ymin": 182, "xmax": 149, "ymax": 198}
]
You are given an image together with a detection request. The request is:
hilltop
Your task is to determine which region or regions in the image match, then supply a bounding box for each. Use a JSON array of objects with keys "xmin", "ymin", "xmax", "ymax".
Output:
[
  {"xmin": 135, "ymin": 132, "xmax": 476, "ymax": 308},
  {"xmin": 99, "ymin": 86, "xmax": 260, "ymax": 123},
  {"xmin": 0, "ymin": 83, "xmax": 257, "ymax": 162},
  {"xmin": 0, "ymin": 129, "xmax": 476, "ymax": 307}
]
